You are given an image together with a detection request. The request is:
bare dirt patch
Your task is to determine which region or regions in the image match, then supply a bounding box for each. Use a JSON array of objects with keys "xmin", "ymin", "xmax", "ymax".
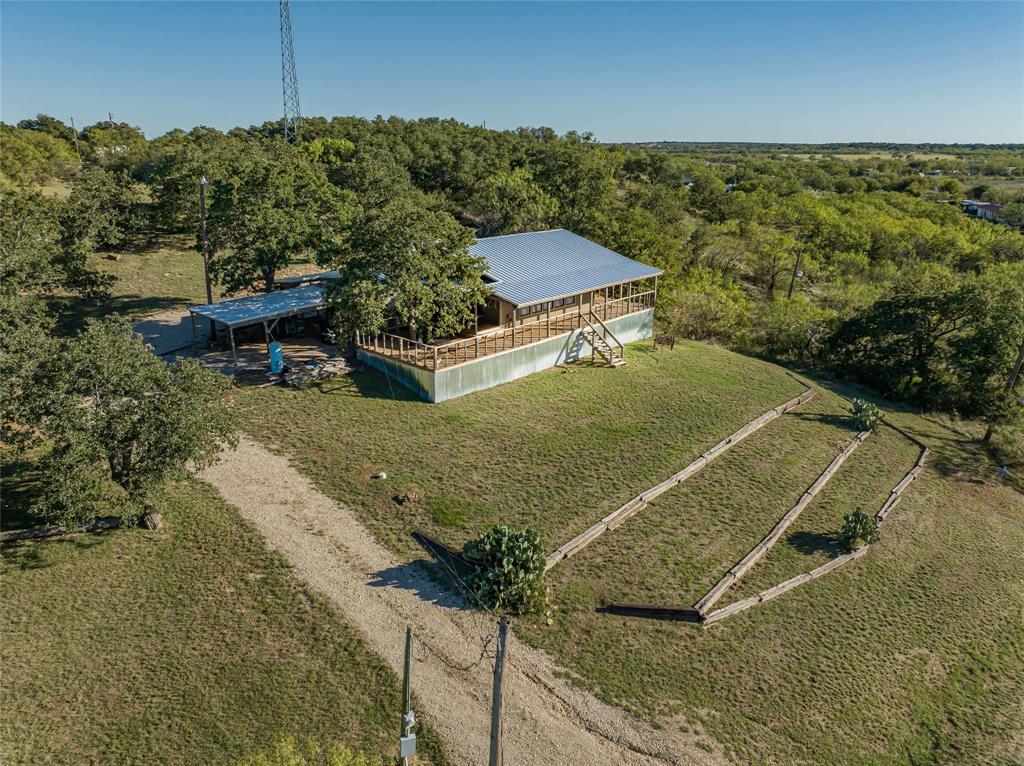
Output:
[{"xmin": 200, "ymin": 435, "xmax": 726, "ymax": 766}]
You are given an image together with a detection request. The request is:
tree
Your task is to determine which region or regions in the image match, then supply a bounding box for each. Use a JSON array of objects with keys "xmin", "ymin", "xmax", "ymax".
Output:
[
  {"xmin": 663, "ymin": 267, "xmax": 751, "ymax": 344},
  {"xmin": 16, "ymin": 114, "xmax": 76, "ymax": 145},
  {"xmin": 0, "ymin": 192, "xmax": 113, "ymax": 447},
  {"xmin": 0, "ymin": 125, "xmax": 77, "ymax": 186},
  {"xmin": 327, "ymin": 198, "xmax": 487, "ymax": 341},
  {"xmin": 468, "ymin": 167, "xmax": 554, "ymax": 236},
  {"xmin": 59, "ymin": 167, "xmax": 145, "ymax": 254},
  {"xmin": 999, "ymin": 201, "xmax": 1024, "ymax": 230},
  {"xmin": 80, "ymin": 121, "xmax": 147, "ymax": 169},
  {"xmin": 206, "ymin": 143, "xmax": 356, "ymax": 293},
  {"xmin": 36, "ymin": 318, "xmax": 236, "ymax": 524}
]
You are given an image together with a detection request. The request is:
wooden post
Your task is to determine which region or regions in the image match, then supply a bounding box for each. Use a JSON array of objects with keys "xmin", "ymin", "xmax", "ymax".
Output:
[
  {"xmin": 489, "ymin": 616, "xmax": 510, "ymax": 766},
  {"xmin": 512, "ymin": 311, "xmax": 517, "ymax": 348},
  {"xmin": 546, "ymin": 302, "xmax": 551, "ymax": 338},
  {"xmin": 433, "ymin": 345, "xmax": 438, "ymax": 371},
  {"xmin": 401, "ymin": 626, "xmax": 413, "ymax": 766}
]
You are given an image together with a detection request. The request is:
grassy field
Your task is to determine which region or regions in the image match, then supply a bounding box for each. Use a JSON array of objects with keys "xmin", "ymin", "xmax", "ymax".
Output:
[
  {"xmin": 236, "ymin": 342, "xmax": 805, "ymax": 556},
  {"xmin": 235, "ymin": 343, "xmax": 1024, "ymax": 766},
  {"xmin": 0, "ymin": 462, "xmax": 448, "ymax": 766}
]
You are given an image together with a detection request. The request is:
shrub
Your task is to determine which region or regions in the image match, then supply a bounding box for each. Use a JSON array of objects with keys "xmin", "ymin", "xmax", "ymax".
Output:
[
  {"xmin": 850, "ymin": 398, "xmax": 883, "ymax": 431},
  {"xmin": 462, "ymin": 525, "xmax": 546, "ymax": 615},
  {"xmin": 838, "ymin": 508, "xmax": 880, "ymax": 551}
]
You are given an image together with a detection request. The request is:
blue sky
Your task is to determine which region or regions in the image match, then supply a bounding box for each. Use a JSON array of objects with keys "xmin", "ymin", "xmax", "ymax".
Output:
[{"xmin": 2, "ymin": 1, "xmax": 1021, "ymax": 143}]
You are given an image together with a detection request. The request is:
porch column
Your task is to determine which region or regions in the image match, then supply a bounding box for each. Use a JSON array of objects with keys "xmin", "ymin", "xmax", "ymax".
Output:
[
  {"xmin": 546, "ymin": 302, "xmax": 551, "ymax": 338},
  {"xmin": 190, "ymin": 312, "xmax": 197, "ymax": 355},
  {"xmin": 512, "ymin": 310, "xmax": 517, "ymax": 348}
]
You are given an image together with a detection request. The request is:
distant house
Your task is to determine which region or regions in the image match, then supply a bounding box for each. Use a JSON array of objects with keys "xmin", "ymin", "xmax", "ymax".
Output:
[
  {"xmin": 356, "ymin": 229, "xmax": 661, "ymax": 402},
  {"xmin": 961, "ymin": 199, "xmax": 1004, "ymax": 222}
]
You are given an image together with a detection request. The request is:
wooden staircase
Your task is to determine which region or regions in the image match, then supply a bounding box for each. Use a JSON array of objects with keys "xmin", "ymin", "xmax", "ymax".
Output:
[{"xmin": 581, "ymin": 314, "xmax": 625, "ymax": 367}]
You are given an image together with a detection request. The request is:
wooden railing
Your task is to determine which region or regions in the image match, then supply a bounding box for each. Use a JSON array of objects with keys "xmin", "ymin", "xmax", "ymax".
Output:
[
  {"xmin": 595, "ymin": 290, "xmax": 655, "ymax": 321},
  {"xmin": 357, "ymin": 290, "xmax": 655, "ymax": 372}
]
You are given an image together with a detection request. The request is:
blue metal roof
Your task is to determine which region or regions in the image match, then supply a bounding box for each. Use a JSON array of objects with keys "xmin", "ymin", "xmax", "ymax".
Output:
[
  {"xmin": 188, "ymin": 284, "xmax": 325, "ymax": 328},
  {"xmin": 469, "ymin": 229, "xmax": 661, "ymax": 306}
]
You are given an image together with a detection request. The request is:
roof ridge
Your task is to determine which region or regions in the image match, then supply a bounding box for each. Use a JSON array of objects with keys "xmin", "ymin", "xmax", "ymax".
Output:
[{"xmin": 472, "ymin": 228, "xmax": 567, "ymax": 242}]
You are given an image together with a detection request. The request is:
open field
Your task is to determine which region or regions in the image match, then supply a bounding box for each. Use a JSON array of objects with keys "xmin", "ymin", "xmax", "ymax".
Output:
[
  {"xmin": 236, "ymin": 344, "xmax": 1024, "ymax": 765},
  {"xmin": 0, "ymin": 464, "xmax": 449, "ymax": 766}
]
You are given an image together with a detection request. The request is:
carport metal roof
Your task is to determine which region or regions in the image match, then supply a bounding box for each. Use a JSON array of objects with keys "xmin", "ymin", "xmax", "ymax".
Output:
[
  {"xmin": 469, "ymin": 229, "xmax": 662, "ymax": 307},
  {"xmin": 188, "ymin": 284, "xmax": 325, "ymax": 329}
]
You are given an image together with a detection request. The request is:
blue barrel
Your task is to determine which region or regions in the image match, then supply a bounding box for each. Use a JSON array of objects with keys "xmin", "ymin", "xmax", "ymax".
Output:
[{"xmin": 268, "ymin": 342, "xmax": 284, "ymax": 373}]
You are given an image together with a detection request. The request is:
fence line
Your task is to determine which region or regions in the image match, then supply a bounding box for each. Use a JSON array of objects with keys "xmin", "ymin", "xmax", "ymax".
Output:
[
  {"xmin": 698, "ymin": 439, "xmax": 930, "ymax": 625},
  {"xmin": 544, "ymin": 379, "xmax": 816, "ymax": 571},
  {"xmin": 692, "ymin": 428, "xmax": 871, "ymax": 613}
]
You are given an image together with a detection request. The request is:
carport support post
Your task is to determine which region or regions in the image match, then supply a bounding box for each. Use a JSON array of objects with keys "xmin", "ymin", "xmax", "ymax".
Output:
[
  {"xmin": 189, "ymin": 311, "xmax": 197, "ymax": 355},
  {"xmin": 229, "ymin": 325, "xmax": 238, "ymax": 375}
]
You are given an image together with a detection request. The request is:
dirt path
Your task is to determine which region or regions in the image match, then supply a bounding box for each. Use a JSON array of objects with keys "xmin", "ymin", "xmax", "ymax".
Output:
[{"xmin": 200, "ymin": 435, "xmax": 725, "ymax": 766}]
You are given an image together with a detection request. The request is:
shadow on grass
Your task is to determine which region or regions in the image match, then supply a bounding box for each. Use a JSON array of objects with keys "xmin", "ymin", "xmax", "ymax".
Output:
[
  {"xmin": 787, "ymin": 530, "xmax": 842, "ymax": 558},
  {"xmin": 50, "ymin": 294, "xmax": 195, "ymax": 336},
  {"xmin": 1, "ymin": 455, "xmax": 46, "ymax": 532},
  {"xmin": 2, "ymin": 533, "xmax": 110, "ymax": 572},
  {"xmin": 318, "ymin": 367, "xmax": 424, "ymax": 403},
  {"xmin": 369, "ymin": 559, "xmax": 473, "ymax": 611},
  {"xmin": 789, "ymin": 411, "xmax": 860, "ymax": 431}
]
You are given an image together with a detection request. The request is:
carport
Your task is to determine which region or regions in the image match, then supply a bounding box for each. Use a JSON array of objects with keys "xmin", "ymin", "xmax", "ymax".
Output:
[{"xmin": 188, "ymin": 285, "xmax": 326, "ymax": 374}]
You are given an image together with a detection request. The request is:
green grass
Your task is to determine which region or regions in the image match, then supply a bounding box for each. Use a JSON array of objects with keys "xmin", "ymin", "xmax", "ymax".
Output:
[
  {"xmin": 0, "ymin": 466, "xmax": 448, "ymax": 766},
  {"xmin": 52, "ymin": 235, "xmax": 212, "ymax": 333},
  {"xmin": 236, "ymin": 342, "xmax": 805, "ymax": 556},
  {"xmin": 235, "ymin": 343, "xmax": 1024, "ymax": 766}
]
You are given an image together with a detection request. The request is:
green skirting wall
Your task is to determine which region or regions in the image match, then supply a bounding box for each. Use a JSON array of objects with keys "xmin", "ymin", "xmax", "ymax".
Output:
[{"xmin": 357, "ymin": 309, "xmax": 654, "ymax": 403}]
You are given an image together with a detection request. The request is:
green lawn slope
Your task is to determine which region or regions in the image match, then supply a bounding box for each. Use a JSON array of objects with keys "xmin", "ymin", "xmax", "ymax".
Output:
[{"xmin": 237, "ymin": 340, "xmax": 1024, "ymax": 766}]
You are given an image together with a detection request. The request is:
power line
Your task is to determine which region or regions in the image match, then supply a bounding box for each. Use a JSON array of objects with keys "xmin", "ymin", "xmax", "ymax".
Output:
[{"xmin": 279, "ymin": 0, "xmax": 302, "ymax": 141}]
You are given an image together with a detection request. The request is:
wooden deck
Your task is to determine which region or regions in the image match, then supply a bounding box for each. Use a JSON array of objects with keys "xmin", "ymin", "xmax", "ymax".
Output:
[{"xmin": 356, "ymin": 291, "xmax": 654, "ymax": 372}]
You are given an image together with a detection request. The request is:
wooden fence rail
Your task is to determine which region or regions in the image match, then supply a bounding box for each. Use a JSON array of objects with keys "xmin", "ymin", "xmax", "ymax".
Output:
[
  {"xmin": 544, "ymin": 379, "xmax": 816, "ymax": 571},
  {"xmin": 692, "ymin": 428, "xmax": 871, "ymax": 613},
  {"xmin": 603, "ymin": 429, "xmax": 931, "ymax": 627}
]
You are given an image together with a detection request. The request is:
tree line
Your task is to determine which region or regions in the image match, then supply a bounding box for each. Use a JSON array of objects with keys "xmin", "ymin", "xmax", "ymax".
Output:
[{"xmin": 3, "ymin": 114, "xmax": 1023, "ymax": 480}]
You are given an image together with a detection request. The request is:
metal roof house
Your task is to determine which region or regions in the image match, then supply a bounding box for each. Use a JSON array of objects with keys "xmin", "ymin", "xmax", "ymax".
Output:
[{"xmin": 356, "ymin": 229, "xmax": 661, "ymax": 402}]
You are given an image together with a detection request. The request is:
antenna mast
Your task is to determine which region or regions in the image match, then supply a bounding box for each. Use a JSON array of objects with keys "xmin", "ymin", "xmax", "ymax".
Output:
[{"xmin": 280, "ymin": 0, "xmax": 302, "ymax": 141}]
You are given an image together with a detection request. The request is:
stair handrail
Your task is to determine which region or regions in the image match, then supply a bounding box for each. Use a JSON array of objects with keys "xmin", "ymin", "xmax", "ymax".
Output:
[{"xmin": 587, "ymin": 311, "xmax": 624, "ymax": 358}]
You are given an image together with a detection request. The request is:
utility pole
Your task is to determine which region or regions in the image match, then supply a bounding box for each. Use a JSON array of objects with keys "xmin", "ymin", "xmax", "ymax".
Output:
[
  {"xmin": 199, "ymin": 177, "xmax": 216, "ymax": 340},
  {"xmin": 786, "ymin": 250, "xmax": 803, "ymax": 300},
  {"xmin": 488, "ymin": 616, "xmax": 511, "ymax": 766},
  {"xmin": 399, "ymin": 626, "xmax": 417, "ymax": 765},
  {"xmin": 983, "ymin": 339, "xmax": 1024, "ymax": 443}
]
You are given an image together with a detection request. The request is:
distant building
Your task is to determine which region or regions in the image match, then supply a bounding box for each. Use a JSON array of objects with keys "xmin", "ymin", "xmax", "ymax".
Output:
[{"xmin": 960, "ymin": 199, "xmax": 1004, "ymax": 222}]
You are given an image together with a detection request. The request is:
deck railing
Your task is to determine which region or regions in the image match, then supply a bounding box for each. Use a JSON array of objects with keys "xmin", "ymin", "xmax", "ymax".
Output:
[{"xmin": 357, "ymin": 290, "xmax": 654, "ymax": 372}]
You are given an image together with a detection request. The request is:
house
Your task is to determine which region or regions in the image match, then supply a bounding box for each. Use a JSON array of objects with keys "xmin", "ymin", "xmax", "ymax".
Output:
[
  {"xmin": 356, "ymin": 229, "xmax": 662, "ymax": 403},
  {"xmin": 960, "ymin": 199, "xmax": 1004, "ymax": 222}
]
